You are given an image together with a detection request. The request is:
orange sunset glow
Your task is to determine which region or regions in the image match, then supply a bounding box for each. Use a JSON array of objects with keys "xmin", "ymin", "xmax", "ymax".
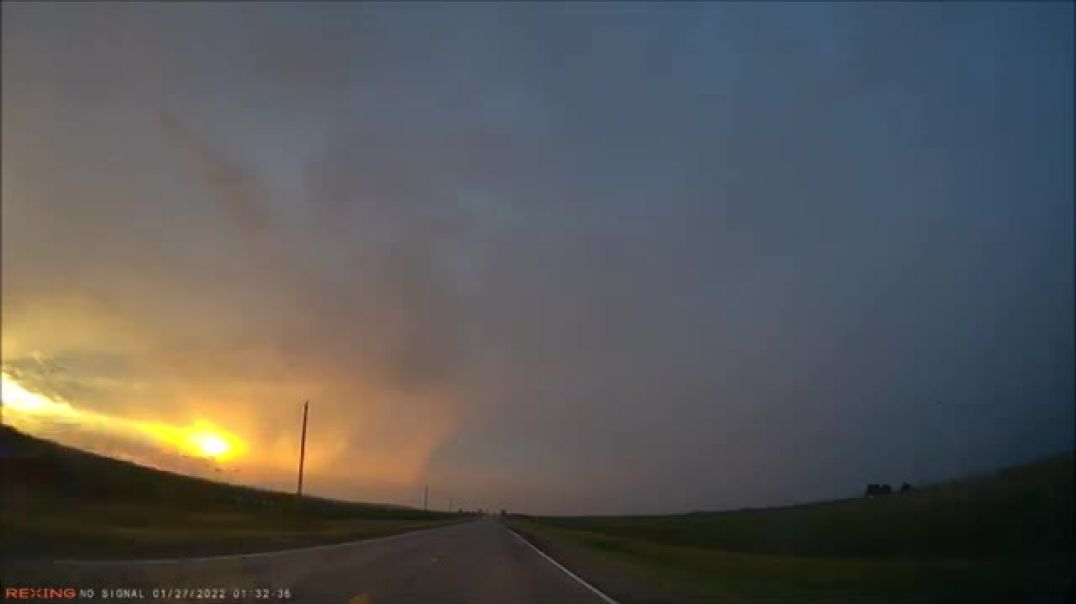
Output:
[
  {"xmin": 1, "ymin": 371, "xmax": 244, "ymax": 462},
  {"xmin": 1, "ymin": 359, "xmax": 447, "ymax": 500},
  {"xmin": 0, "ymin": 278, "xmax": 459, "ymax": 506}
]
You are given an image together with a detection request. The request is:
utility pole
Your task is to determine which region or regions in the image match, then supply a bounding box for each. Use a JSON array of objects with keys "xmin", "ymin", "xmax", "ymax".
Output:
[
  {"xmin": 449, "ymin": 497, "xmax": 453, "ymax": 512},
  {"xmin": 424, "ymin": 484, "xmax": 428, "ymax": 511},
  {"xmin": 297, "ymin": 400, "xmax": 309, "ymax": 497}
]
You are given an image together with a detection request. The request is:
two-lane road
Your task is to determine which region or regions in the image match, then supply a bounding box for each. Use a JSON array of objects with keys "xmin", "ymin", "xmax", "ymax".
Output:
[{"xmin": 2, "ymin": 518, "xmax": 615, "ymax": 604}]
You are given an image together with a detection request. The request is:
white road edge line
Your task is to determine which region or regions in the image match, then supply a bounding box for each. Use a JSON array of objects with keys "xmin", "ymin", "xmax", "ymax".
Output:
[
  {"xmin": 508, "ymin": 527, "xmax": 620, "ymax": 604},
  {"xmin": 50, "ymin": 520, "xmax": 472, "ymax": 566}
]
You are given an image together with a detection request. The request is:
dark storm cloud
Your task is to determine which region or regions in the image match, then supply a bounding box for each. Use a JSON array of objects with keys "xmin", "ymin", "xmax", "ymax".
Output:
[{"xmin": 2, "ymin": 2, "xmax": 1071, "ymax": 513}]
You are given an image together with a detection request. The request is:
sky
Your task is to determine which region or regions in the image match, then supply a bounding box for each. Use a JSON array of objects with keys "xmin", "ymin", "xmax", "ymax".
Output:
[{"xmin": 1, "ymin": 2, "xmax": 1072, "ymax": 515}]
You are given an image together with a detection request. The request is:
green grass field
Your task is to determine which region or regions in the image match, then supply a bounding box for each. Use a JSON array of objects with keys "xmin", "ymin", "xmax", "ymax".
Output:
[
  {"xmin": 0, "ymin": 425, "xmax": 466, "ymax": 559},
  {"xmin": 510, "ymin": 453, "xmax": 1075, "ymax": 603}
]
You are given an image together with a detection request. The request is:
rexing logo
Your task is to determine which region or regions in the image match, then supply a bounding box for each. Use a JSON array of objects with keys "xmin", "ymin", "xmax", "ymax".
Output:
[{"xmin": 4, "ymin": 587, "xmax": 77, "ymax": 600}]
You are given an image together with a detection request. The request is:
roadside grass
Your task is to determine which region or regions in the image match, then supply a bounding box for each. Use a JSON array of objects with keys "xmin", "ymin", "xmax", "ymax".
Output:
[
  {"xmin": 509, "ymin": 453, "xmax": 1074, "ymax": 603},
  {"xmin": 3, "ymin": 500, "xmax": 456, "ymax": 559},
  {"xmin": 523, "ymin": 453, "xmax": 1073, "ymax": 557},
  {"xmin": 1, "ymin": 426, "xmax": 466, "ymax": 559},
  {"xmin": 513, "ymin": 519, "xmax": 1072, "ymax": 603}
]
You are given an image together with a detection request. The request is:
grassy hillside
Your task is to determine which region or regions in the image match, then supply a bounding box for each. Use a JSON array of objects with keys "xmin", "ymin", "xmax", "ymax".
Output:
[
  {"xmin": 521, "ymin": 453, "xmax": 1074, "ymax": 557},
  {"xmin": 1, "ymin": 425, "xmax": 465, "ymax": 559},
  {"xmin": 510, "ymin": 453, "xmax": 1075, "ymax": 603}
]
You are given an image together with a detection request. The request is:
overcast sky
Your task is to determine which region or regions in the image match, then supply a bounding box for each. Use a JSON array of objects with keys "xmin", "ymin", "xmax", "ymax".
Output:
[{"xmin": 2, "ymin": 2, "xmax": 1072, "ymax": 514}]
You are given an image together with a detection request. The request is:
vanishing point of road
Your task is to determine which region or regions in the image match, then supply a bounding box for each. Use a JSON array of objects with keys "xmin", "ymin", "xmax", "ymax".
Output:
[{"xmin": 3, "ymin": 518, "xmax": 616, "ymax": 604}]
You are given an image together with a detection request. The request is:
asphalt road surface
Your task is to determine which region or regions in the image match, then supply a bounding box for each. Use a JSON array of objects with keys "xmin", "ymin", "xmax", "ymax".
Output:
[{"xmin": 2, "ymin": 518, "xmax": 615, "ymax": 604}]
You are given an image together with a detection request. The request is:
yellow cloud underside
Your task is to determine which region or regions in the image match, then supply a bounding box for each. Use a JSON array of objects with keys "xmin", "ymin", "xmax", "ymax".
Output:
[{"xmin": 0, "ymin": 371, "xmax": 244, "ymax": 461}]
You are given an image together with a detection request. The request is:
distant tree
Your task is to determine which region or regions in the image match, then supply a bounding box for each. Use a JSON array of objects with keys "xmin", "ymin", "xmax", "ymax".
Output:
[
  {"xmin": 865, "ymin": 483, "xmax": 895, "ymax": 497},
  {"xmin": 900, "ymin": 482, "xmax": 912, "ymax": 493}
]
